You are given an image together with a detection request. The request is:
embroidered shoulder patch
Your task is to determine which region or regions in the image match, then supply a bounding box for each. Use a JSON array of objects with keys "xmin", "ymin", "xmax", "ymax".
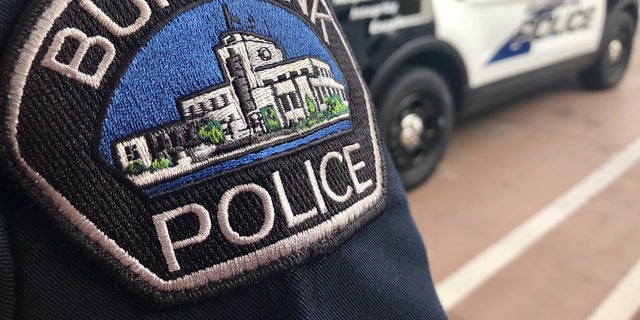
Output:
[{"xmin": 0, "ymin": 0, "xmax": 385, "ymax": 304}]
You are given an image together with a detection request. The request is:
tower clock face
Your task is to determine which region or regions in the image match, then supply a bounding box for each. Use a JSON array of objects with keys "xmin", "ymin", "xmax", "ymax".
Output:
[{"xmin": 259, "ymin": 47, "xmax": 273, "ymax": 61}]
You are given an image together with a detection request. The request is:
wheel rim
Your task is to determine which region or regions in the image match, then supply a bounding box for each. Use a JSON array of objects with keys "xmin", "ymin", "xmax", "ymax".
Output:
[
  {"xmin": 607, "ymin": 39, "xmax": 624, "ymax": 65},
  {"xmin": 388, "ymin": 92, "xmax": 447, "ymax": 170},
  {"xmin": 605, "ymin": 23, "xmax": 632, "ymax": 81}
]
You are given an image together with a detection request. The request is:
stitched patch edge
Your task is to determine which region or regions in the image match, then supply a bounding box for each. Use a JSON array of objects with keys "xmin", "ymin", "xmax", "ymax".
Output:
[{"xmin": 2, "ymin": 0, "xmax": 385, "ymax": 296}]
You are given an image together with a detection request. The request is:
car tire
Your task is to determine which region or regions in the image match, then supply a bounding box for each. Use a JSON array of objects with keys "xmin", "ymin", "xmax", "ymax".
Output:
[
  {"xmin": 579, "ymin": 12, "xmax": 635, "ymax": 90},
  {"xmin": 378, "ymin": 67, "xmax": 454, "ymax": 191}
]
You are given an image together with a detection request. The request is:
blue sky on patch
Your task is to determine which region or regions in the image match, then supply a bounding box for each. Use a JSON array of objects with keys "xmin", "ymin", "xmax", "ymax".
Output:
[{"xmin": 99, "ymin": 0, "xmax": 345, "ymax": 164}]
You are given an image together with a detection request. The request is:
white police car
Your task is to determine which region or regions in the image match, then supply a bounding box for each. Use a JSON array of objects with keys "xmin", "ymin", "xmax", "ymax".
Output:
[{"xmin": 333, "ymin": 0, "xmax": 637, "ymax": 189}]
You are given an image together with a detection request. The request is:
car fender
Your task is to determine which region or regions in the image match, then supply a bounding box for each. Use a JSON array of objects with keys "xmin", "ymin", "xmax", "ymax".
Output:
[{"xmin": 368, "ymin": 37, "xmax": 468, "ymax": 106}]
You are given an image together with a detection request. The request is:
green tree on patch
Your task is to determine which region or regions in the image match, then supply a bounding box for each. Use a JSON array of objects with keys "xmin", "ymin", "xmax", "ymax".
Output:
[
  {"xmin": 305, "ymin": 95, "xmax": 317, "ymax": 114},
  {"xmin": 124, "ymin": 160, "xmax": 147, "ymax": 176},
  {"xmin": 325, "ymin": 94, "xmax": 348, "ymax": 117},
  {"xmin": 150, "ymin": 157, "xmax": 173, "ymax": 172},
  {"xmin": 198, "ymin": 121, "xmax": 226, "ymax": 145},
  {"xmin": 260, "ymin": 105, "xmax": 282, "ymax": 133},
  {"xmin": 295, "ymin": 112, "xmax": 328, "ymax": 131}
]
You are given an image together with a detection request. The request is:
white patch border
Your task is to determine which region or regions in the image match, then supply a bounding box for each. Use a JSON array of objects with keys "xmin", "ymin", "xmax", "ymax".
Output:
[{"xmin": 5, "ymin": 0, "xmax": 384, "ymax": 292}]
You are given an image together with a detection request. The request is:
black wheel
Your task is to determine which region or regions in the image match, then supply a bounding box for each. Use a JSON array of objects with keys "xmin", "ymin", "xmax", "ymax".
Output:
[
  {"xmin": 379, "ymin": 68, "xmax": 454, "ymax": 190},
  {"xmin": 579, "ymin": 12, "xmax": 635, "ymax": 90}
]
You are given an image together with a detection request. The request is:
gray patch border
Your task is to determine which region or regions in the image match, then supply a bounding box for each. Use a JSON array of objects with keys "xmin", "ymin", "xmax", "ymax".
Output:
[{"xmin": 4, "ymin": 0, "xmax": 383, "ymax": 292}]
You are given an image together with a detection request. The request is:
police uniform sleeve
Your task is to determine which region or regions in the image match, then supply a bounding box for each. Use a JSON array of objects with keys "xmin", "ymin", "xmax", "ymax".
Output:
[{"xmin": 0, "ymin": 0, "xmax": 447, "ymax": 319}]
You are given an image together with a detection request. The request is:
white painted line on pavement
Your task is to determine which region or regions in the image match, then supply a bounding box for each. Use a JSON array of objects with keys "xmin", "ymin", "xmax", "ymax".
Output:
[
  {"xmin": 436, "ymin": 136, "xmax": 640, "ymax": 311},
  {"xmin": 587, "ymin": 258, "xmax": 640, "ymax": 320}
]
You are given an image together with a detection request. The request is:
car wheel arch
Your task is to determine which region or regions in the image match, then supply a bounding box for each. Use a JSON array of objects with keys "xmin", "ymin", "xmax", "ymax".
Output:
[{"xmin": 368, "ymin": 38, "xmax": 468, "ymax": 113}]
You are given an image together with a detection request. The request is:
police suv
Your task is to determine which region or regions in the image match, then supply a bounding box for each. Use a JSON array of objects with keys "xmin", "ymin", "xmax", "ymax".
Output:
[{"xmin": 333, "ymin": 0, "xmax": 638, "ymax": 189}]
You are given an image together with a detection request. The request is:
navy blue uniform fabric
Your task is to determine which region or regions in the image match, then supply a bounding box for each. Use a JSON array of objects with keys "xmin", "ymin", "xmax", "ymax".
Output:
[
  {"xmin": 0, "ymin": 1, "xmax": 447, "ymax": 318},
  {"xmin": 0, "ymin": 0, "xmax": 25, "ymax": 46},
  {"xmin": 0, "ymin": 153, "xmax": 446, "ymax": 319},
  {"xmin": 0, "ymin": 176, "xmax": 16, "ymax": 320}
]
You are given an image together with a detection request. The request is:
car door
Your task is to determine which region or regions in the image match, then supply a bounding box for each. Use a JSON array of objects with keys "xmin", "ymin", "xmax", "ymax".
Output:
[{"xmin": 431, "ymin": 0, "xmax": 606, "ymax": 89}]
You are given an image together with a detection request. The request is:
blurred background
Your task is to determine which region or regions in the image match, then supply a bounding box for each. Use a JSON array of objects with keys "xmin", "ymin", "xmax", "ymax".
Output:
[
  {"xmin": 334, "ymin": 0, "xmax": 640, "ymax": 319},
  {"xmin": 410, "ymin": 34, "xmax": 640, "ymax": 319}
]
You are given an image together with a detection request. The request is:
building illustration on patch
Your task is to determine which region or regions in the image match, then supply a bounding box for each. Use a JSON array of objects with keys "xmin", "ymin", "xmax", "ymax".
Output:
[{"xmin": 112, "ymin": 28, "xmax": 350, "ymax": 188}]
